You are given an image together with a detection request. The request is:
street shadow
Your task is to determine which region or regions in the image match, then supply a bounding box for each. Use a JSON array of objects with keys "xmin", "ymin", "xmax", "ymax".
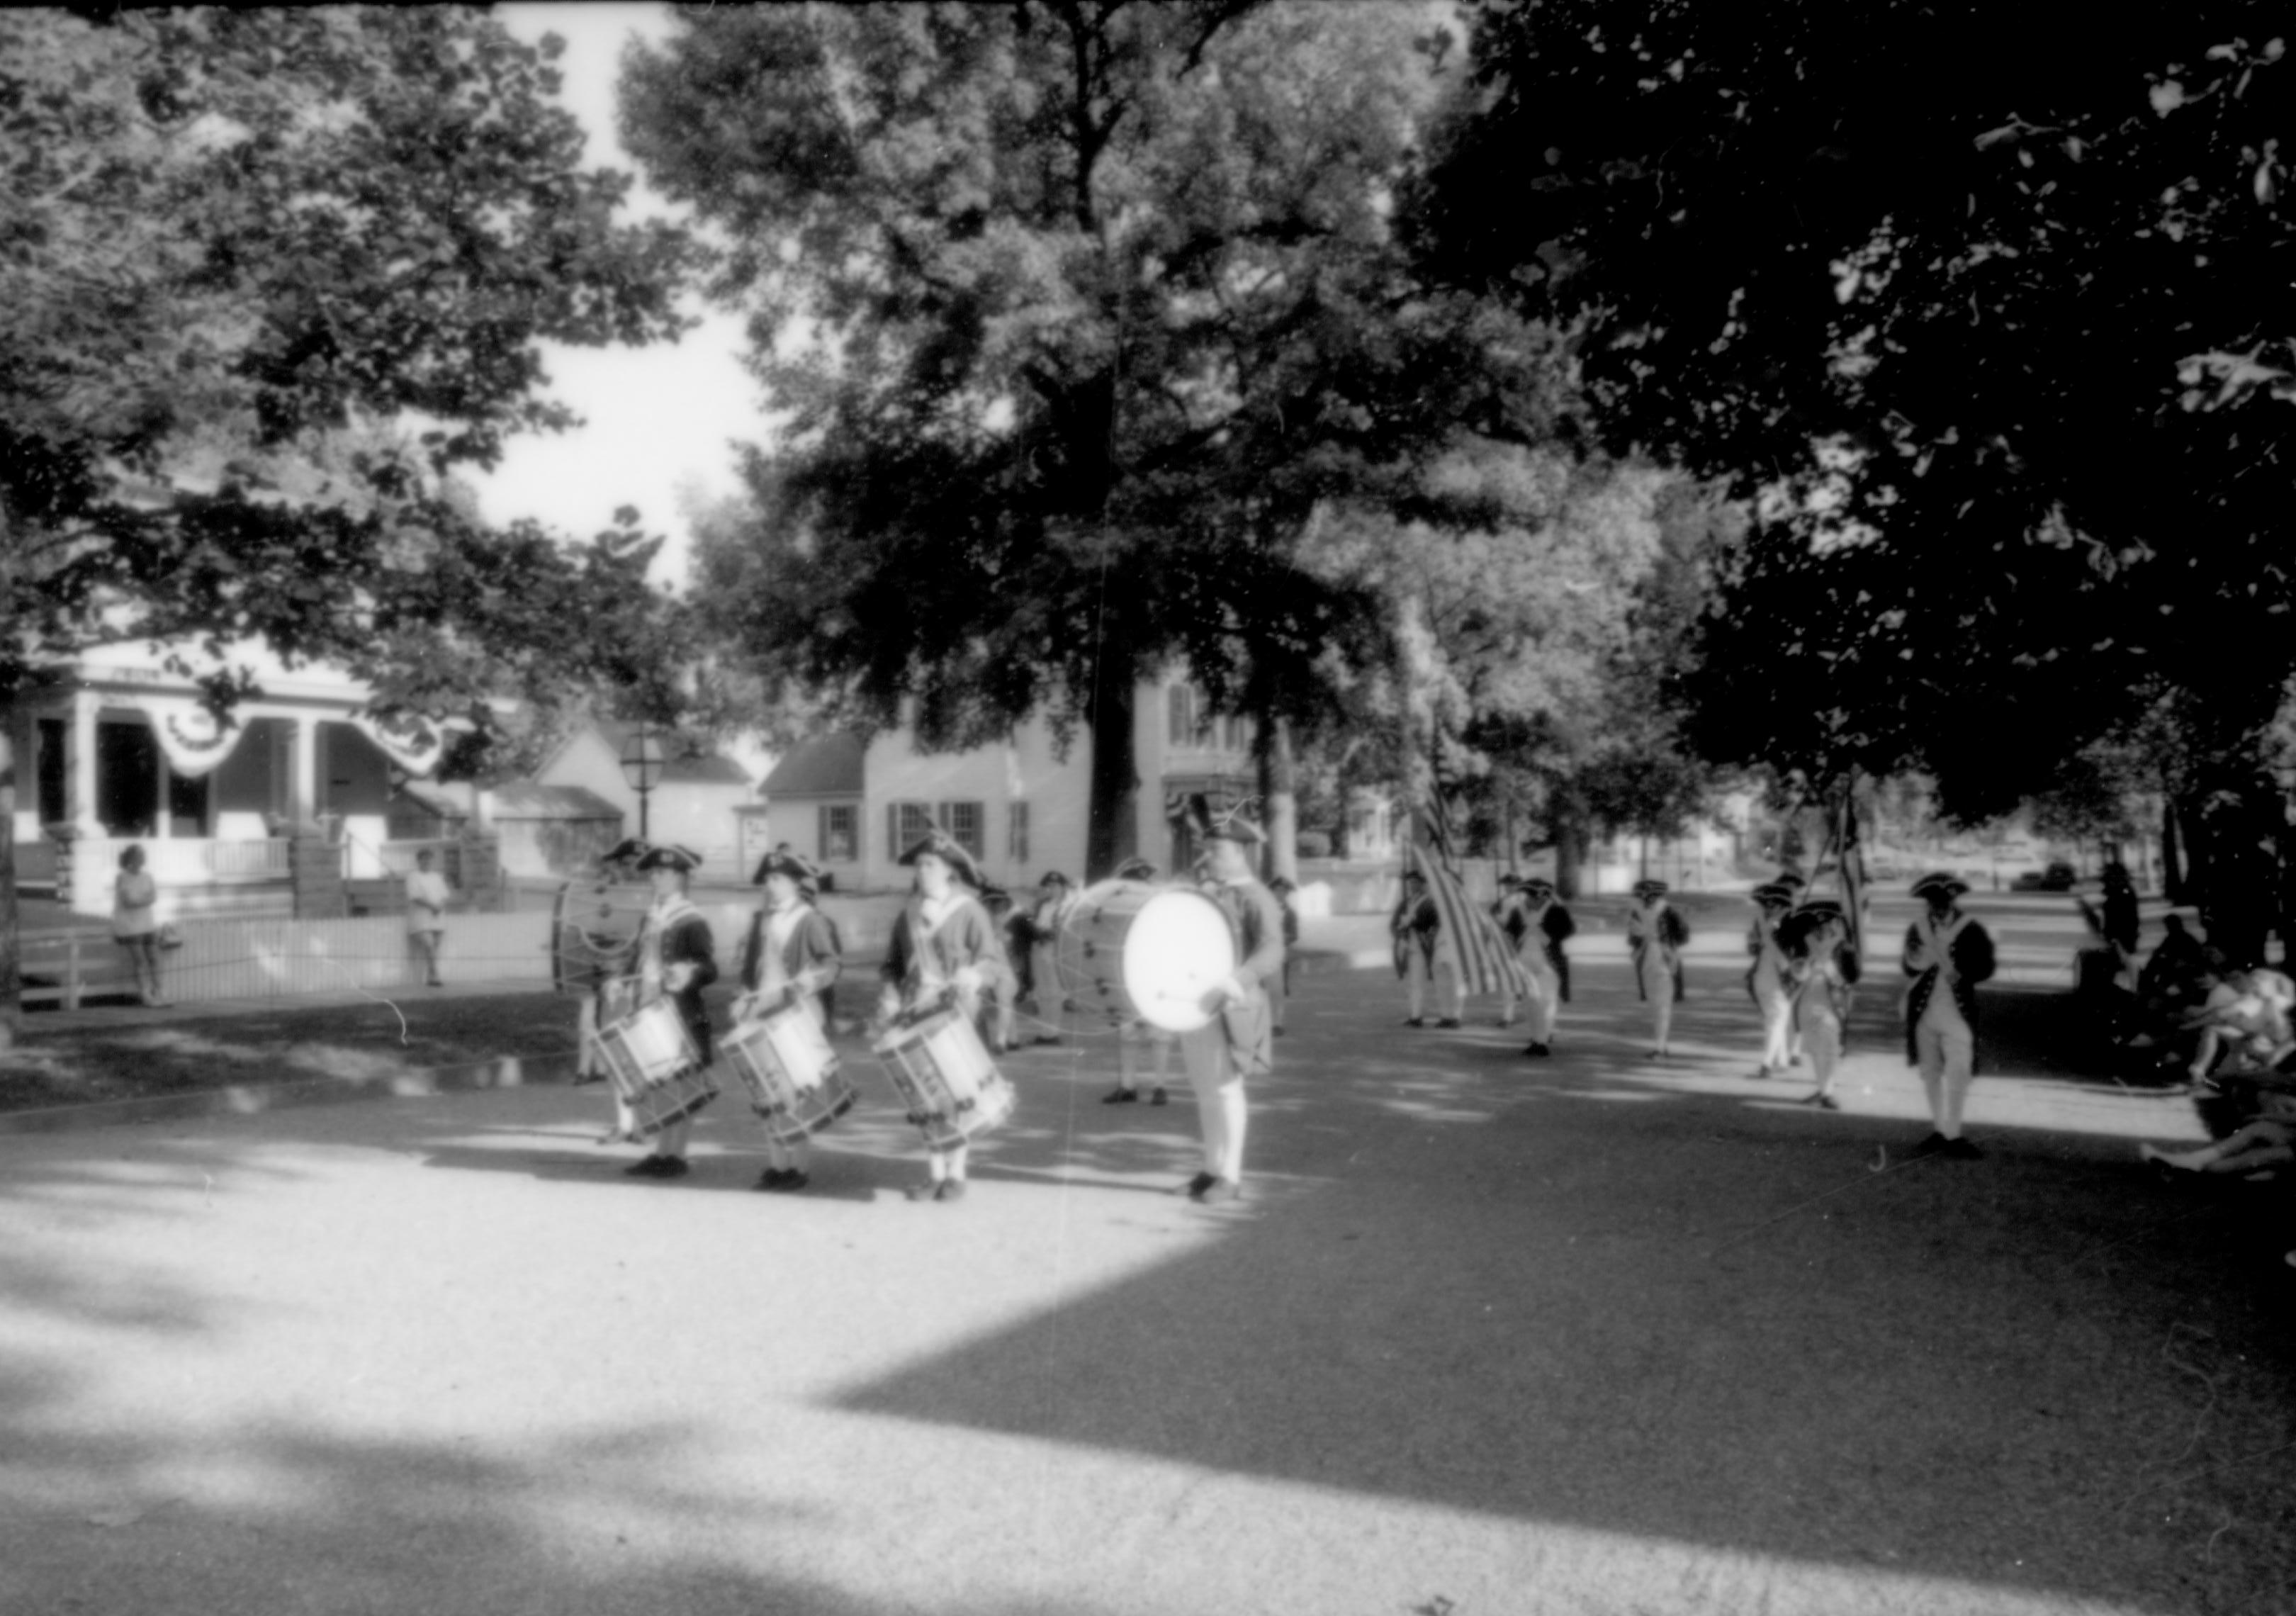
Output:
[
  {"xmin": 826, "ymin": 972, "xmax": 2296, "ymax": 1615},
  {"xmin": 6, "ymin": 965, "xmax": 2294, "ymax": 1615}
]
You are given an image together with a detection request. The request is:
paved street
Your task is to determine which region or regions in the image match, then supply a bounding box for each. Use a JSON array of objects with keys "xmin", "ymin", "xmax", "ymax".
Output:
[{"xmin": 4, "ymin": 894, "xmax": 2291, "ymax": 1616}]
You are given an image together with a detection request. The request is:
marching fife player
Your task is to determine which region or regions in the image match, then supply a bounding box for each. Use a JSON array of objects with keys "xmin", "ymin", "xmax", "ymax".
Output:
[
  {"xmin": 879, "ymin": 831, "xmax": 1015, "ymax": 1203},
  {"xmin": 618, "ymin": 844, "xmax": 719, "ymax": 1180},
  {"xmin": 736, "ymin": 850, "xmax": 843, "ymax": 1193},
  {"xmin": 1516, "ymin": 876, "xmax": 1573, "ymax": 1058},
  {"xmin": 1902, "ymin": 872, "xmax": 1997, "ymax": 1159},
  {"xmin": 1779, "ymin": 899, "xmax": 1859, "ymax": 1111},
  {"xmin": 1628, "ymin": 878, "xmax": 1690, "ymax": 1060},
  {"xmin": 1103, "ymin": 857, "xmax": 1177, "ymax": 1106},
  {"xmin": 1025, "ymin": 870, "xmax": 1079, "ymax": 1045},
  {"xmin": 1182, "ymin": 809, "xmax": 1286, "ymax": 1204},
  {"xmin": 1745, "ymin": 883, "xmax": 1796, "ymax": 1077}
]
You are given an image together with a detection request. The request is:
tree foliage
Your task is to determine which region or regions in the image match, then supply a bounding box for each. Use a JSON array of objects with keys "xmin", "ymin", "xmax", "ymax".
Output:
[
  {"xmin": 0, "ymin": 6, "xmax": 699, "ymax": 1036},
  {"xmin": 1415, "ymin": 2, "xmax": 2296, "ymax": 887},
  {"xmin": 622, "ymin": 0, "xmax": 1566, "ymax": 873},
  {"xmin": 1, "ymin": 4, "xmax": 697, "ymax": 709}
]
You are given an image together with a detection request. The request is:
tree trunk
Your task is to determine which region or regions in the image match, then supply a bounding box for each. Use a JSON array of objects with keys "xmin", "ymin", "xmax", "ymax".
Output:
[
  {"xmin": 1550, "ymin": 781, "xmax": 1587, "ymax": 899},
  {"xmin": 2161, "ymin": 790, "xmax": 2185, "ymax": 903},
  {"xmin": 1, "ymin": 724, "xmax": 18, "ymax": 1050},
  {"xmin": 1254, "ymin": 712, "xmax": 1299, "ymax": 887},
  {"xmin": 1084, "ymin": 663, "xmax": 1139, "ymax": 882}
]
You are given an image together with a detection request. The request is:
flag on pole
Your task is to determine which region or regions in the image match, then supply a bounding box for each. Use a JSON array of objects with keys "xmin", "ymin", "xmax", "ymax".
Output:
[
  {"xmin": 1822, "ymin": 782, "xmax": 1866, "ymax": 958},
  {"xmin": 1410, "ymin": 810, "xmax": 1531, "ymax": 1000}
]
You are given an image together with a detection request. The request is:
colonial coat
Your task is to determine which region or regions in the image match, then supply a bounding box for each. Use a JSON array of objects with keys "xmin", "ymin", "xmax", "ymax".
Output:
[{"xmin": 1901, "ymin": 909, "xmax": 1996, "ymax": 1070}]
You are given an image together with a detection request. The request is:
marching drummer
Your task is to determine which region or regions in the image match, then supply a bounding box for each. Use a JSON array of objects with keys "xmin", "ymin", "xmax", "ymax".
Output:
[
  {"xmin": 1103, "ymin": 856, "xmax": 1177, "ymax": 1106},
  {"xmin": 575, "ymin": 837, "xmax": 650, "ymax": 1089},
  {"xmin": 736, "ymin": 849, "xmax": 843, "ymax": 1192},
  {"xmin": 618, "ymin": 844, "xmax": 720, "ymax": 1180},
  {"xmin": 879, "ymin": 830, "xmax": 1015, "ymax": 1203},
  {"xmin": 1181, "ymin": 804, "xmax": 1286, "ymax": 1205}
]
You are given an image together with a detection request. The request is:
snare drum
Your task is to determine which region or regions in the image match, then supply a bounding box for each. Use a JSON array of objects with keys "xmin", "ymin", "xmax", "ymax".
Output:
[
  {"xmin": 724, "ymin": 1001, "xmax": 857, "ymax": 1145},
  {"xmin": 1056, "ymin": 879, "xmax": 1161, "ymax": 1029},
  {"xmin": 872, "ymin": 1006, "xmax": 1016, "ymax": 1151},
  {"xmin": 597, "ymin": 998, "xmax": 719, "ymax": 1138}
]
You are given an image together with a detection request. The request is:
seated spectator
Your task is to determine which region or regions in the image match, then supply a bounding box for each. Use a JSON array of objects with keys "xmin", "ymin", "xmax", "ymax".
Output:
[
  {"xmin": 2139, "ymin": 912, "xmax": 2210, "ymax": 1024},
  {"xmin": 2140, "ymin": 1118, "xmax": 2292, "ymax": 1178},
  {"xmin": 2186, "ymin": 958, "xmax": 2296, "ymax": 1084}
]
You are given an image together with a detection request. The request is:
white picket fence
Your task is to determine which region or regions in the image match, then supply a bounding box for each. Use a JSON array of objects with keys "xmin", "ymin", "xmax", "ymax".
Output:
[
  {"xmin": 20, "ymin": 902, "xmax": 772, "ymax": 1009},
  {"xmin": 23, "ymin": 912, "xmax": 552, "ymax": 1008}
]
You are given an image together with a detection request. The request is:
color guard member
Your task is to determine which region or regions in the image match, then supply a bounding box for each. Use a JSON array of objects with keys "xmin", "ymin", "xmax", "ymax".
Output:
[
  {"xmin": 1392, "ymin": 868, "xmax": 1460, "ymax": 1028},
  {"xmin": 736, "ymin": 849, "xmax": 842, "ymax": 1191},
  {"xmin": 1745, "ymin": 883, "xmax": 1796, "ymax": 1077},
  {"xmin": 1778, "ymin": 898, "xmax": 1858, "ymax": 1111},
  {"xmin": 1628, "ymin": 877, "xmax": 1689, "ymax": 1060},
  {"xmin": 1518, "ymin": 876, "xmax": 1572, "ymax": 1057},
  {"xmin": 1903, "ymin": 872, "xmax": 1996, "ymax": 1158},
  {"xmin": 879, "ymin": 831, "xmax": 1015, "ymax": 1203}
]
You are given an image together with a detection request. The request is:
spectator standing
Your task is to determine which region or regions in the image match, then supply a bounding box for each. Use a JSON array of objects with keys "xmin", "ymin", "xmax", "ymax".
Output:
[
  {"xmin": 404, "ymin": 848, "xmax": 451, "ymax": 987},
  {"xmin": 113, "ymin": 843, "xmax": 169, "ymax": 1007}
]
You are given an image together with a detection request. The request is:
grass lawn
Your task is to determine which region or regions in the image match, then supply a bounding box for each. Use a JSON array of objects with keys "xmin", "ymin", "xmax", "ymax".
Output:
[{"xmin": 0, "ymin": 986, "xmax": 601, "ymax": 1114}]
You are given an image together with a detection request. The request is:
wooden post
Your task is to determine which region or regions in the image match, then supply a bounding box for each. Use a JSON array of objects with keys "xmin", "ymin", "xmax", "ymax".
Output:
[
  {"xmin": 64, "ymin": 933, "xmax": 81, "ymax": 1011},
  {"xmin": 291, "ymin": 831, "xmax": 348, "ymax": 919}
]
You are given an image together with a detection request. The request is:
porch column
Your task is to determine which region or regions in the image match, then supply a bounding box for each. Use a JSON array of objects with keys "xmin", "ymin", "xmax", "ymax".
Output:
[
  {"xmin": 291, "ymin": 715, "xmax": 318, "ymax": 829},
  {"xmin": 68, "ymin": 690, "xmax": 101, "ymax": 837},
  {"xmin": 153, "ymin": 741, "xmax": 173, "ymax": 839}
]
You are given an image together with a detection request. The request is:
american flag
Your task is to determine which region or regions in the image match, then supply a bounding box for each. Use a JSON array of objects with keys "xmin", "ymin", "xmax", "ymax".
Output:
[
  {"xmin": 1411, "ymin": 809, "xmax": 1531, "ymax": 1000},
  {"xmin": 1820, "ymin": 784, "xmax": 1867, "ymax": 956}
]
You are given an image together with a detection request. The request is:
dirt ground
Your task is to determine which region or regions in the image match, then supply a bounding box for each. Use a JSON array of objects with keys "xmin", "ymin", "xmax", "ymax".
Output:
[{"xmin": 4, "ymin": 907, "xmax": 2295, "ymax": 1615}]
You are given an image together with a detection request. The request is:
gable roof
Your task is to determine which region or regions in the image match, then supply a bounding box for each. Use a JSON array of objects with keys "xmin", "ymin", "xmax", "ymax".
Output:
[
  {"xmin": 553, "ymin": 719, "xmax": 760, "ymax": 792},
  {"xmin": 489, "ymin": 783, "xmax": 622, "ymax": 820},
  {"xmin": 762, "ymin": 732, "xmax": 866, "ymax": 798}
]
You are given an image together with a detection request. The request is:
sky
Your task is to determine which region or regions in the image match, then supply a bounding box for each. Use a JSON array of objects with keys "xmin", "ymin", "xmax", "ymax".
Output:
[{"xmin": 474, "ymin": 4, "xmax": 770, "ymax": 587}]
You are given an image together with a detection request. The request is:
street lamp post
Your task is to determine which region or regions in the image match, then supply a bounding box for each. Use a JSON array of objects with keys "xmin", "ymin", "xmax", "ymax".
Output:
[{"xmin": 619, "ymin": 724, "xmax": 665, "ymax": 843}]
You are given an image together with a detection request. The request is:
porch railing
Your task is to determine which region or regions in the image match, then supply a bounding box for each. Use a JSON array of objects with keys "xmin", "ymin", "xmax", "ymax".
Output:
[{"xmin": 75, "ymin": 835, "xmax": 292, "ymax": 886}]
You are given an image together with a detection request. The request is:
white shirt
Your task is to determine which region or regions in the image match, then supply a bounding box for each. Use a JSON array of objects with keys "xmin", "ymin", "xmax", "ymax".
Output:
[{"xmin": 404, "ymin": 870, "xmax": 450, "ymax": 934}]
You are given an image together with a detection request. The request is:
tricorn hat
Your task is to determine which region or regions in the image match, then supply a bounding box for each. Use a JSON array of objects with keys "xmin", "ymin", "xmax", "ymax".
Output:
[
  {"xmin": 1633, "ymin": 878, "xmax": 1670, "ymax": 899},
  {"xmin": 600, "ymin": 837, "xmax": 651, "ymax": 869},
  {"xmin": 899, "ymin": 830, "xmax": 982, "ymax": 889},
  {"xmin": 1910, "ymin": 872, "xmax": 1969, "ymax": 903},
  {"xmin": 753, "ymin": 849, "xmax": 819, "ymax": 889},
  {"xmin": 635, "ymin": 843, "xmax": 702, "ymax": 875}
]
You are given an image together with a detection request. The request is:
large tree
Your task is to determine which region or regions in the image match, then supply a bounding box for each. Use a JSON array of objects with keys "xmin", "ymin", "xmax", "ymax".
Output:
[
  {"xmin": 622, "ymin": 1, "xmax": 1563, "ymax": 877},
  {"xmin": 1414, "ymin": 1, "xmax": 2296, "ymax": 938},
  {"xmin": 1, "ymin": 6, "xmax": 698, "ymax": 1036}
]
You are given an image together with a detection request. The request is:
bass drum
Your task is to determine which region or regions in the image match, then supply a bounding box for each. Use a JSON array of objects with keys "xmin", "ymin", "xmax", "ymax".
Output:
[
  {"xmin": 1122, "ymin": 888, "xmax": 1240, "ymax": 1035},
  {"xmin": 1054, "ymin": 878, "xmax": 1162, "ymax": 1030}
]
